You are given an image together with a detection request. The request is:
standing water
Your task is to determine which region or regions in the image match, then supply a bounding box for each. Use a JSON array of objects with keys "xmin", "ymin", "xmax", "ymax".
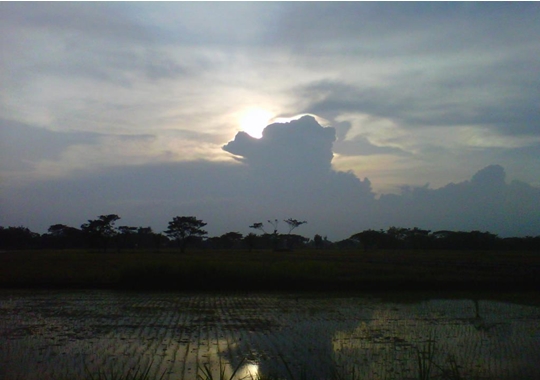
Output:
[{"xmin": 0, "ymin": 291, "xmax": 539, "ymax": 379}]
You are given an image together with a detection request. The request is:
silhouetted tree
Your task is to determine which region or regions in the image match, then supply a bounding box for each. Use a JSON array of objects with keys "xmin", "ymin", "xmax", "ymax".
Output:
[
  {"xmin": 209, "ymin": 232, "xmax": 243, "ymax": 249},
  {"xmin": 268, "ymin": 219, "xmax": 279, "ymax": 235},
  {"xmin": 334, "ymin": 238, "xmax": 358, "ymax": 249},
  {"xmin": 0, "ymin": 226, "xmax": 40, "ymax": 250},
  {"xmin": 402, "ymin": 227, "xmax": 432, "ymax": 249},
  {"xmin": 281, "ymin": 219, "xmax": 307, "ymax": 250},
  {"xmin": 165, "ymin": 216, "xmax": 207, "ymax": 253},
  {"xmin": 250, "ymin": 222, "xmax": 281, "ymax": 249},
  {"xmin": 219, "ymin": 232, "xmax": 243, "ymax": 249},
  {"xmin": 432, "ymin": 230, "xmax": 499, "ymax": 250},
  {"xmin": 117, "ymin": 226, "xmax": 137, "ymax": 251},
  {"xmin": 284, "ymin": 218, "xmax": 307, "ymax": 234},
  {"xmin": 44, "ymin": 224, "xmax": 83, "ymax": 249},
  {"xmin": 383, "ymin": 226, "xmax": 417, "ymax": 248},
  {"xmin": 244, "ymin": 232, "xmax": 258, "ymax": 252},
  {"xmin": 351, "ymin": 229, "xmax": 386, "ymax": 251},
  {"xmin": 502, "ymin": 235, "xmax": 540, "ymax": 251},
  {"xmin": 267, "ymin": 219, "xmax": 284, "ymax": 250},
  {"xmin": 313, "ymin": 234, "xmax": 324, "ymax": 249},
  {"xmin": 80, "ymin": 214, "xmax": 120, "ymax": 251},
  {"xmin": 249, "ymin": 222, "xmax": 267, "ymax": 234},
  {"xmin": 285, "ymin": 234, "xmax": 309, "ymax": 249},
  {"xmin": 134, "ymin": 227, "xmax": 167, "ymax": 251}
]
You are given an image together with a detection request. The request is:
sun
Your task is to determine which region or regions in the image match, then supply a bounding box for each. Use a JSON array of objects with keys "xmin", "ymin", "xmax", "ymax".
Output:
[{"xmin": 239, "ymin": 108, "xmax": 274, "ymax": 138}]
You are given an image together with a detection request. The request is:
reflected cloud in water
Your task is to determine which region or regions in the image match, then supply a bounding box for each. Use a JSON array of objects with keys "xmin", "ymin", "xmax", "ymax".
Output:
[{"xmin": 0, "ymin": 291, "xmax": 538, "ymax": 380}]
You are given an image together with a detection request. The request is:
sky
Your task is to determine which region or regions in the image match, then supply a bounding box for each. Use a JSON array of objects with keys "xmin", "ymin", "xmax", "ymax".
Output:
[{"xmin": 1, "ymin": 2, "xmax": 539, "ymax": 240}]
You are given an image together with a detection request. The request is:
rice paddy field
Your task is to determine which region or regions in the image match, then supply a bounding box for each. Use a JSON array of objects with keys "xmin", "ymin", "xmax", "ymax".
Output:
[
  {"xmin": 1, "ymin": 249, "xmax": 538, "ymax": 291},
  {"xmin": 1, "ymin": 290, "xmax": 539, "ymax": 380}
]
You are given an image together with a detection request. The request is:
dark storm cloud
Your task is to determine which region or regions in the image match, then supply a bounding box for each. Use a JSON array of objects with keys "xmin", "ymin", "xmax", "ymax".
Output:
[{"xmin": 2, "ymin": 118, "xmax": 539, "ymax": 239}]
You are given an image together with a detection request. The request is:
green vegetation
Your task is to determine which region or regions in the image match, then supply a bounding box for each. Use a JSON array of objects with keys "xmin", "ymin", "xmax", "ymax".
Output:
[{"xmin": 0, "ymin": 248, "xmax": 537, "ymax": 291}]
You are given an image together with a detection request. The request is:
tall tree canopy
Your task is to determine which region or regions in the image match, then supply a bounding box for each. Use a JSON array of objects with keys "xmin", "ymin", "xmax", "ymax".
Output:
[
  {"xmin": 80, "ymin": 214, "xmax": 120, "ymax": 251},
  {"xmin": 284, "ymin": 218, "xmax": 307, "ymax": 234},
  {"xmin": 165, "ymin": 216, "xmax": 207, "ymax": 252}
]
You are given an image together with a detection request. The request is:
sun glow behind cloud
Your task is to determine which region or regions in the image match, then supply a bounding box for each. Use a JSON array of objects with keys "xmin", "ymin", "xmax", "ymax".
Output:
[
  {"xmin": 238, "ymin": 108, "xmax": 274, "ymax": 138},
  {"xmin": 272, "ymin": 113, "xmax": 330, "ymax": 127},
  {"xmin": 237, "ymin": 109, "xmax": 331, "ymax": 139}
]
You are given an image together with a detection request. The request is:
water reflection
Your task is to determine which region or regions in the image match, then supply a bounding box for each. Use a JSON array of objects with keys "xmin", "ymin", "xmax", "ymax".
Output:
[
  {"xmin": 238, "ymin": 363, "xmax": 259, "ymax": 378},
  {"xmin": 332, "ymin": 298, "xmax": 537, "ymax": 380},
  {"xmin": 0, "ymin": 291, "xmax": 538, "ymax": 380}
]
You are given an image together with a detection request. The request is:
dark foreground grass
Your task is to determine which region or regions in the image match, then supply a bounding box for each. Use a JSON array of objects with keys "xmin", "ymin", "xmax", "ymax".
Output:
[{"xmin": 0, "ymin": 248, "xmax": 538, "ymax": 292}]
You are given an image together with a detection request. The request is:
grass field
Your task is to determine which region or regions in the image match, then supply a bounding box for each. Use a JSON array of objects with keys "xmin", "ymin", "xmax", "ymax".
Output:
[{"xmin": 0, "ymin": 248, "xmax": 538, "ymax": 291}]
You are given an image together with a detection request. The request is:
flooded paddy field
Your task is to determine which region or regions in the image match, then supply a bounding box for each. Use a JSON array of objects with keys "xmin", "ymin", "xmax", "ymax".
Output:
[{"xmin": 1, "ymin": 291, "xmax": 539, "ymax": 379}]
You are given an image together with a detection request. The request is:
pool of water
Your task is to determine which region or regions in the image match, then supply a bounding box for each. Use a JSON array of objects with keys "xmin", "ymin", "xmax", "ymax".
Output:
[{"xmin": 1, "ymin": 290, "xmax": 539, "ymax": 379}]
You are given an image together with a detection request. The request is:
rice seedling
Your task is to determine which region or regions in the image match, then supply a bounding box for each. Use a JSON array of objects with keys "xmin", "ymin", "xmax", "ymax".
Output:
[
  {"xmin": 277, "ymin": 353, "xmax": 307, "ymax": 380},
  {"xmin": 2, "ymin": 291, "xmax": 539, "ymax": 380},
  {"xmin": 413, "ymin": 337, "xmax": 471, "ymax": 380},
  {"xmin": 436, "ymin": 354, "xmax": 466, "ymax": 380},
  {"xmin": 196, "ymin": 358, "xmax": 245, "ymax": 380},
  {"xmin": 415, "ymin": 336, "xmax": 436, "ymax": 380},
  {"xmin": 84, "ymin": 360, "xmax": 165, "ymax": 380}
]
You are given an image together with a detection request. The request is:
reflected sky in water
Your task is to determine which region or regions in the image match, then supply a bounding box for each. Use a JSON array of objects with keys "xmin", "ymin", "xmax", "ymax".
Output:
[{"xmin": 0, "ymin": 291, "xmax": 539, "ymax": 380}]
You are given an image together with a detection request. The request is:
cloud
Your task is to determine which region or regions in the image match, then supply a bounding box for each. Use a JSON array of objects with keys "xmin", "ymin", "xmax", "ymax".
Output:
[
  {"xmin": 221, "ymin": 116, "xmax": 375, "ymax": 234},
  {"xmin": 280, "ymin": 3, "xmax": 540, "ymax": 141},
  {"xmin": 1, "ymin": 3, "xmax": 149, "ymax": 41},
  {"xmin": 377, "ymin": 165, "xmax": 540, "ymax": 236},
  {"xmin": 223, "ymin": 116, "xmax": 336, "ymax": 175},
  {"xmin": 0, "ymin": 118, "xmax": 157, "ymax": 182},
  {"xmin": 2, "ymin": 117, "xmax": 539, "ymax": 240},
  {"xmin": 334, "ymin": 137, "xmax": 409, "ymax": 157},
  {"xmin": 1, "ymin": 3, "xmax": 539, "ymax": 239},
  {"xmin": 1, "ymin": 117, "xmax": 376, "ymax": 238},
  {"xmin": 0, "ymin": 119, "xmax": 101, "ymax": 172},
  {"xmin": 293, "ymin": 74, "xmax": 540, "ymax": 191},
  {"xmin": 297, "ymin": 75, "xmax": 540, "ymax": 139},
  {"xmin": 272, "ymin": 3, "xmax": 539, "ymax": 56}
]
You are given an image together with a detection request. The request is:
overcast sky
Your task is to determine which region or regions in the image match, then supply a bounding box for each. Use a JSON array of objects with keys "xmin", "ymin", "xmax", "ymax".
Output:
[{"xmin": 1, "ymin": 2, "xmax": 539, "ymax": 240}]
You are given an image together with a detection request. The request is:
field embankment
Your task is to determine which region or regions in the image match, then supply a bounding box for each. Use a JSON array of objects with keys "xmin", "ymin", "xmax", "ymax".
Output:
[{"xmin": 0, "ymin": 249, "xmax": 538, "ymax": 291}]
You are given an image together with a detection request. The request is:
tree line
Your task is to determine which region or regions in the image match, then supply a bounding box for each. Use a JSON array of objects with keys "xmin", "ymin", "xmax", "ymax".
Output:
[{"xmin": 0, "ymin": 214, "xmax": 539, "ymax": 252}]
